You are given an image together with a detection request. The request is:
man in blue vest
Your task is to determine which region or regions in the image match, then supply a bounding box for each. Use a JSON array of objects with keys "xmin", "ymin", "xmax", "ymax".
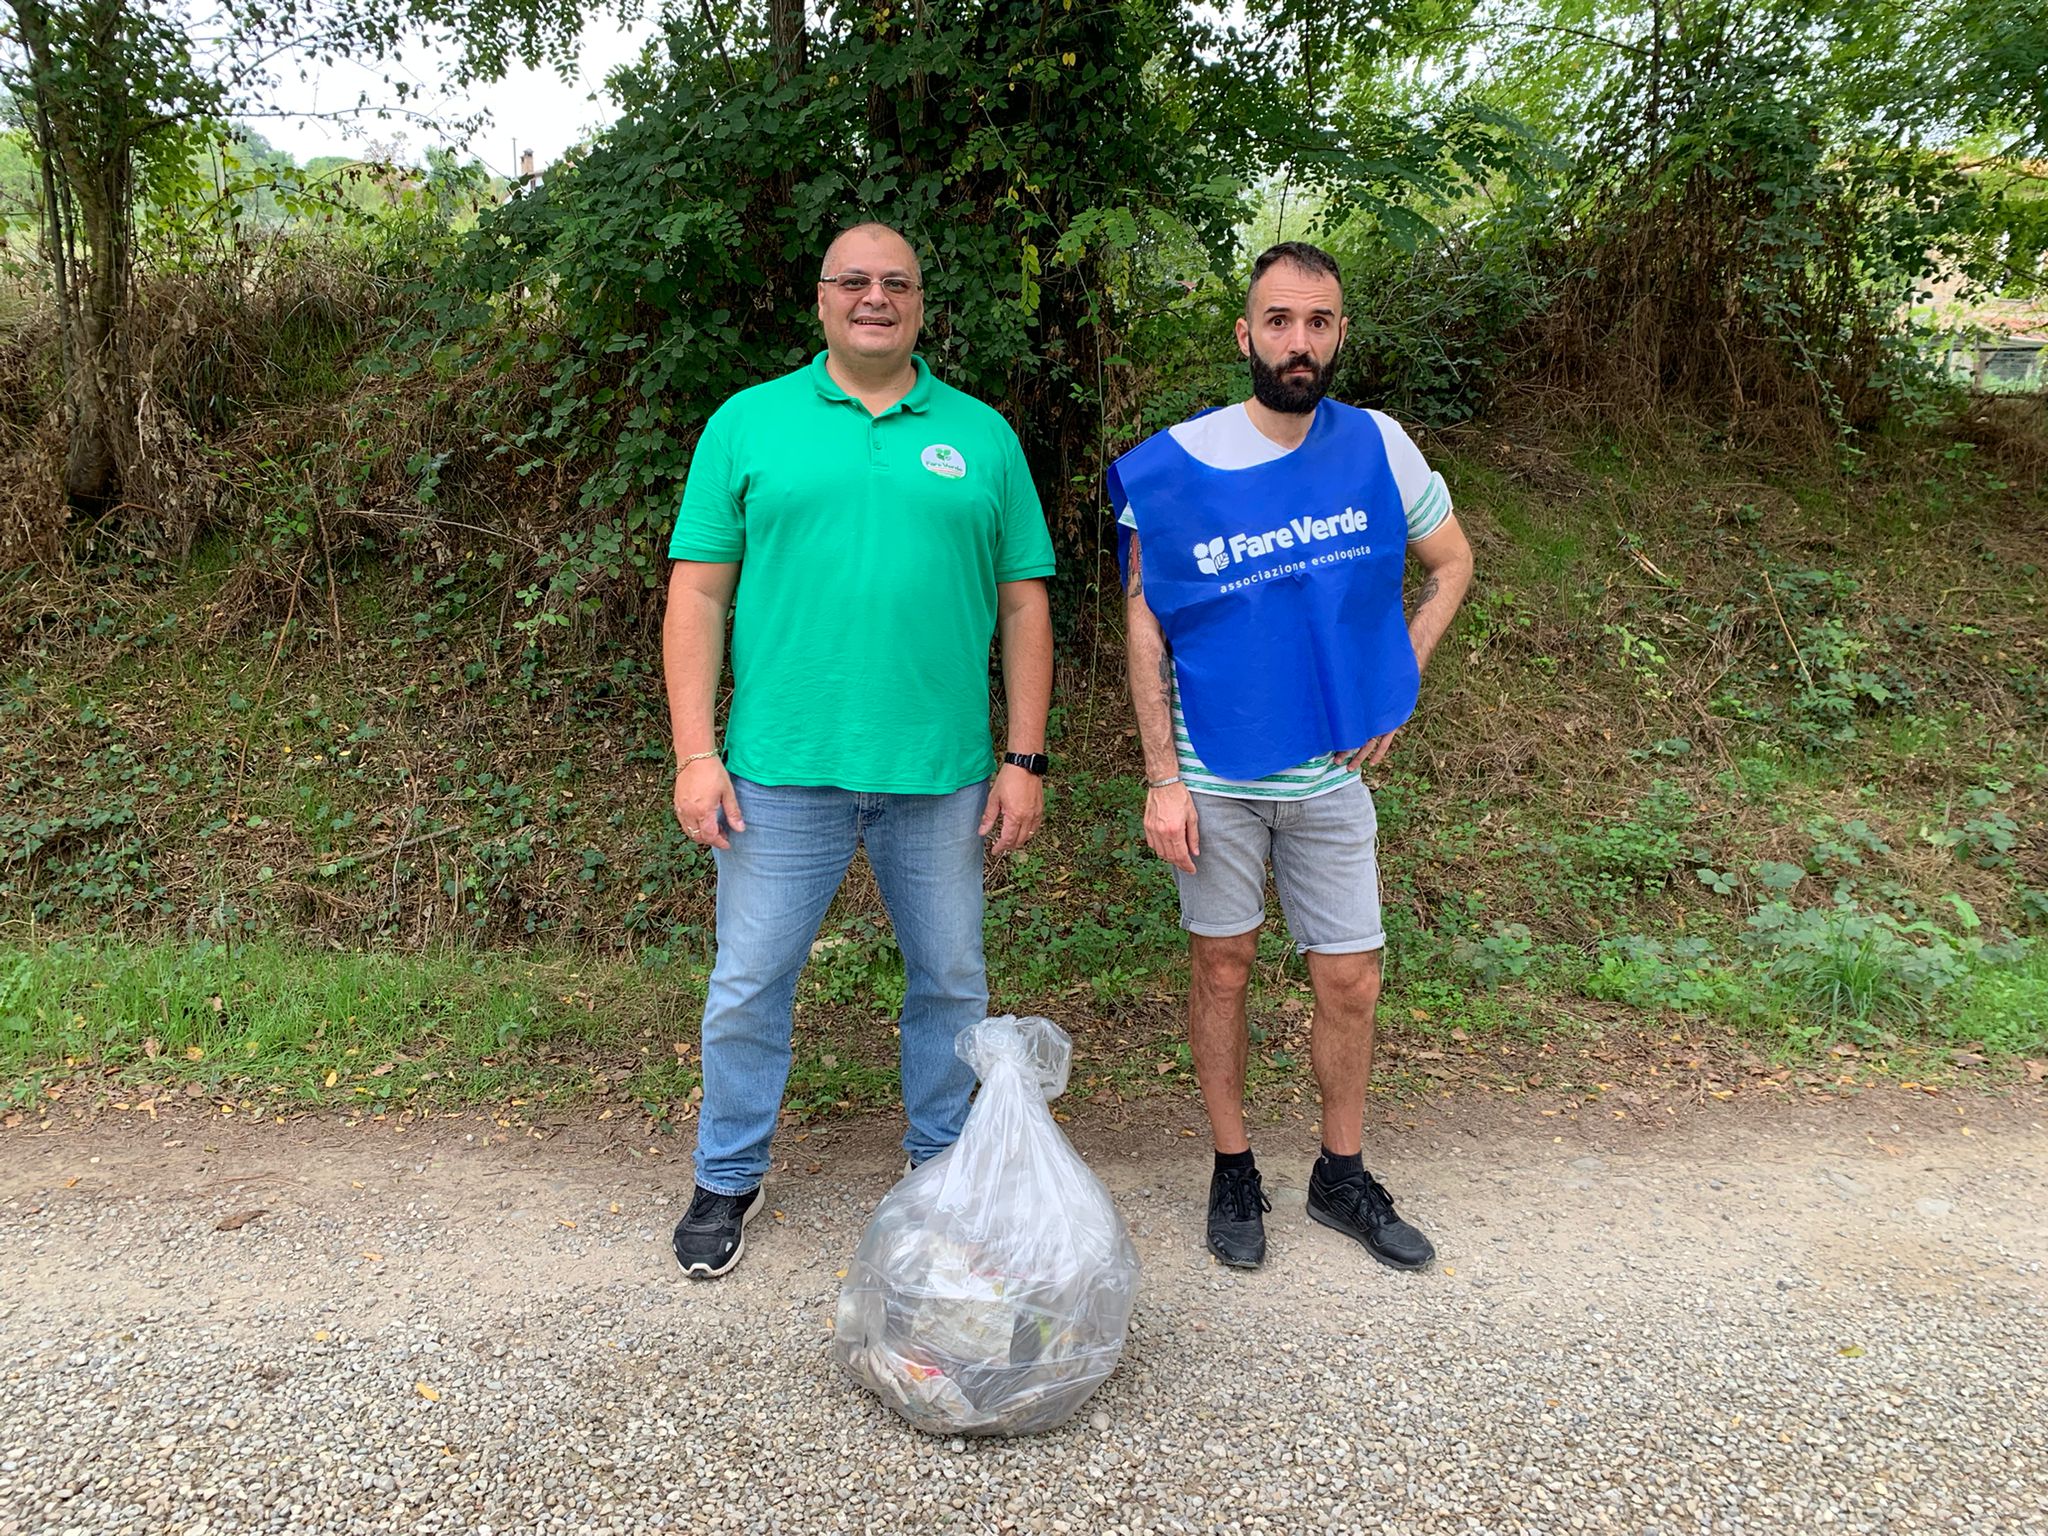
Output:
[{"xmin": 1114, "ymin": 241, "xmax": 1474, "ymax": 1272}]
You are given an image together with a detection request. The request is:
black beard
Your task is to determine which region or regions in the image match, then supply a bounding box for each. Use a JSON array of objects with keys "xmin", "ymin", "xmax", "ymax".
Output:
[{"xmin": 1248, "ymin": 344, "xmax": 1336, "ymax": 414}]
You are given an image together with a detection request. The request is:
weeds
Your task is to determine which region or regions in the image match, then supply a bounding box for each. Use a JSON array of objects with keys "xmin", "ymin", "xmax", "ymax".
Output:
[{"xmin": 4, "ymin": 402, "xmax": 2044, "ymax": 1111}]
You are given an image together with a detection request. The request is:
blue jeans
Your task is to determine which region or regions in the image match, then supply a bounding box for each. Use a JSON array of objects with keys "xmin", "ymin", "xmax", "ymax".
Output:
[{"xmin": 693, "ymin": 777, "xmax": 989, "ymax": 1195}]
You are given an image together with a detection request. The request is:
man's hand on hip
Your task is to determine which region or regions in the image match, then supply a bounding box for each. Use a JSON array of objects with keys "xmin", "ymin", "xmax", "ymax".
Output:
[
  {"xmin": 1340, "ymin": 729, "xmax": 1400, "ymax": 771},
  {"xmin": 979, "ymin": 764, "xmax": 1044, "ymax": 856},
  {"xmin": 1143, "ymin": 781, "xmax": 1200, "ymax": 874},
  {"xmin": 674, "ymin": 757, "xmax": 744, "ymax": 850}
]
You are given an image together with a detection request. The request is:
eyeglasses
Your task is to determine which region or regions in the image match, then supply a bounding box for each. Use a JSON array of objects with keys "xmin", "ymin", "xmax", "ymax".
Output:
[{"xmin": 819, "ymin": 272, "xmax": 922, "ymax": 297}]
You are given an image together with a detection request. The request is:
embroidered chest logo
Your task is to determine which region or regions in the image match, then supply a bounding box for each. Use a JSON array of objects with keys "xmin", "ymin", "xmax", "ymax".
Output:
[{"xmin": 920, "ymin": 443, "xmax": 967, "ymax": 479}]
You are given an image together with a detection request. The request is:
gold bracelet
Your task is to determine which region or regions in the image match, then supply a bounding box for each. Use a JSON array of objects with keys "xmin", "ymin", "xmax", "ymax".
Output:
[{"xmin": 677, "ymin": 751, "xmax": 721, "ymax": 769}]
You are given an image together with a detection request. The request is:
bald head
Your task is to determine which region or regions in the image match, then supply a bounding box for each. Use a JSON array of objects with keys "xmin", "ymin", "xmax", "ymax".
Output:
[
  {"xmin": 821, "ymin": 221, "xmax": 921, "ymax": 284},
  {"xmin": 816, "ymin": 221, "xmax": 924, "ymax": 379}
]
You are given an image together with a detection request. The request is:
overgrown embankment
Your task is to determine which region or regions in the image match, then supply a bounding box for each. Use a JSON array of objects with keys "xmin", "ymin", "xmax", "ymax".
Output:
[{"xmin": 3, "ymin": 400, "xmax": 2043, "ymax": 1125}]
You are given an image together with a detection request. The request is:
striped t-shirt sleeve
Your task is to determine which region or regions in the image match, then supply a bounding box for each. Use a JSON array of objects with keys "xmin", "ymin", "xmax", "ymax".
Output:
[{"xmin": 1406, "ymin": 470, "xmax": 1452, "ymax": 542}]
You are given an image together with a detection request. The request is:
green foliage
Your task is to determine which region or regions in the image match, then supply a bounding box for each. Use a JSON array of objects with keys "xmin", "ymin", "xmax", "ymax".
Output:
[
  {"xmin": 1585, "ymin": 933, "xmax": 1749, "ymax": 1014},
  {"xmin": 1739, "ymin": 899, "xmax": 2005, "ymax": 1039},
  {"xmin": 1454, "ymin": 920, "xmax": 1535, "ymax": 989},
  {"xmin": 0, "ymin": 127, "xmax": 37, "ymax": 224},
  {"xmin": 412, "ymin": 0, "xmax": 1238, "ymax": 587},
  {"xmin": 1404, "ymin": 0, "xmax": 2048, "ymax": 428},
  {"xmin": 1926, "ymin": 779, "xmax": 2021, "ymax": 871},
  {"xmin": 1534, "ymin": 780, "xmax": 1695, "ymax": 909},
  {"xmin": 1583, "ymin": 903, "xmax": 2041, "ymax": 1053},
  {"xmin": 1327, "ymin": 205, "xmax": 1550, "ymax": 424},
  {"xmin": 3, "ymin": 0, "xmax": 624, "ymax": 509},
  {"xmin": 1940, "ymin": 945, "xmax": 2048, "ymax": 1056},
  {"xmin": 803, "ymin": 917, "xmax": 907, "ymax": 1015}
]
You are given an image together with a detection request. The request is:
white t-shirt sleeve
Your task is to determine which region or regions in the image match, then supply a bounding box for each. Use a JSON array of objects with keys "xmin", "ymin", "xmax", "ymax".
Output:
[{"xmin": 1366, "ymin": 410, "xmax": 1452, "ymax": 543}]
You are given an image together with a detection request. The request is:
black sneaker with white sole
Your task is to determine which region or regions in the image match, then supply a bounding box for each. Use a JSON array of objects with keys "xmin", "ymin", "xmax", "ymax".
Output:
[
  {"xmin": 1306, "ymin": 1165, "xmax": 1435, "ymax": 1270},
  {"xmin": 672, "ymin": 1184, "xmax": 766, "ymax": 1280},
  {"xmin": 1206, "ymin": 1164, "xmax": 1272, "ymax": 1267}
]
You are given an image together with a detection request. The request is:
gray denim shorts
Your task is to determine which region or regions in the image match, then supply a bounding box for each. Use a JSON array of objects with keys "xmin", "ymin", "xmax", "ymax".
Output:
[{"xmin": 1173, "ymin": 779, "xmax": 1385, "ymax": 954}]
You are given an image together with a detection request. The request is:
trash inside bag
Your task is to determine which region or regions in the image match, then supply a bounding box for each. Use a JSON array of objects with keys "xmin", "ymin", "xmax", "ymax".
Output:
[{"xmin": 833, "ymin": 1015, "xmax": 1141, "ymax": 1436}]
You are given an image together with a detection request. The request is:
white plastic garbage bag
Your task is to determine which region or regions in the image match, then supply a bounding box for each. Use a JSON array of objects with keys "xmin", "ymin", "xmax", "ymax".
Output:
[{"xmin": 833, "ymin": 1015, "xmax": 1141, "ymax": 1436}]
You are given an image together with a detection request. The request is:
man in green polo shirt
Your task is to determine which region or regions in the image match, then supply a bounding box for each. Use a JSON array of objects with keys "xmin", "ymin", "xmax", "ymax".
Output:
[{"xmin": 662, "ymin": 221, "xmax": 1056, "ymax": 1280}]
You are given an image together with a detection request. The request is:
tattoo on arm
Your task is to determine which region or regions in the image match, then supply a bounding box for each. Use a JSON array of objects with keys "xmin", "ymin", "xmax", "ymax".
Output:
[
  {"xmin": 1157, "ymin": 651, "xmax": 1173, "ymax": 713},
  {"xmin": 1412, "ymin": 573, "xmax": 1441, "ymax": 613},
  {"xmin": 1127, "ymin": 535, "xmax": 1143, "ymax": 597}
]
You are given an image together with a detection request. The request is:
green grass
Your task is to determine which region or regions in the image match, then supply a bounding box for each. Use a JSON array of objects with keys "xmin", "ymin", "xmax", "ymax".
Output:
[
  {"xmin": 0, "ymin": 933, "xmax": 1205, "ymax": 1120},
  {"xmin": 0, "ymin": 938, "xmax": 680, "ymax": 1114},
  {"xmin": 1491, "ymin": 501, "xmax": 1587, "ymax": 596},
  {"xmin": 1940, "ymin": 946, "xmax": 2048, "ymax": 1056}
]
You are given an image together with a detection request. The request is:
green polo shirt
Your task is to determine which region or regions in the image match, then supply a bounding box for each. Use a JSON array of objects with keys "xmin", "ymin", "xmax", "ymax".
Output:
[{"xmin": 669, "ymin": 353, "xmax": 1055, "ymax": 793}]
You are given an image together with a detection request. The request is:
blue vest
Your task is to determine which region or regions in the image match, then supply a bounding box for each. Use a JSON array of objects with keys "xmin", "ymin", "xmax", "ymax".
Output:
[{"xmin": 1111, "ymin": 402, "xmax": 1419, "ymax": 780}]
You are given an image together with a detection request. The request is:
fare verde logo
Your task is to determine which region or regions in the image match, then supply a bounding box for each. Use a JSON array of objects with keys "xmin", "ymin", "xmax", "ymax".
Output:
[
  {"xmin": 921, "ymin": 443, "xmax": 967, "ymax": 479},
  {"xmin": 1197, "ymin": 507, "xmax": 1372, "ymax": 574}
]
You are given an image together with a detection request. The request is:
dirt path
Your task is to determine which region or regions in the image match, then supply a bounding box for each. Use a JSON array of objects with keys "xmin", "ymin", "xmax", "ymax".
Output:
[{"xmin": 3, "ymin": 1089, "xmax": 2045, "ymax": 1535}]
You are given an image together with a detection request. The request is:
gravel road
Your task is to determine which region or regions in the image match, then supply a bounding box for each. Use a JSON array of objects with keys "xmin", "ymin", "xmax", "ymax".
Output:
[{"xmin": 3, "ymin": 1090, "xmax": 2044, "ymax": 1536}]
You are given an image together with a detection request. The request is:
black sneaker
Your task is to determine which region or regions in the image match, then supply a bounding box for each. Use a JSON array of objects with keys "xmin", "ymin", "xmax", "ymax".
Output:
[
  {"xmin": 671, "ymin": 1184, "xmax": 766, "ymax": 1280},
  {"xmin": 1206, "ymin": 1164, "xmax": 1271, "ymax": 1268},
  {"xmin": 1306, "ymin": 1166, "xmax": 1435, "ymax": 1271}
]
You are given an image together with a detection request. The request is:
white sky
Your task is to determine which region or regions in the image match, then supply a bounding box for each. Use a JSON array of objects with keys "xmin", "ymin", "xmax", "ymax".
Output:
[{"xmin": 253, "ymin": 16, "xmax": 659, "ymax": 178}]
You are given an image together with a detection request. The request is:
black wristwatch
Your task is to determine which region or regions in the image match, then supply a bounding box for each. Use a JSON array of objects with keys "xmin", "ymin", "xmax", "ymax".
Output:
[{"xmin": 1002, "ymin": 751, "xmax": 1049, "ymax": 777}]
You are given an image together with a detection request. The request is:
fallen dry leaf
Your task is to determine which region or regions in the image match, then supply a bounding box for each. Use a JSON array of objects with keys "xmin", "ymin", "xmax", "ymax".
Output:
[
  {"xmin": 142, "ymin": 1036, "xmax": 162, "ymax": 1060},
  {"xmin": 558, "ymin": 1219, "xmax": 576, "ymax": 1229},
  {"xmin": 184, "ymin": 1046, "xmax": 204, "ymax": 1061},
  {"xmin": 323, "ymin": 1070, "xmax": 339, "ymax": 1088},
  {"xmin": 415, "ymin": 1382, "xmax": 440, "ymax": 1402},
  {"xmin": 214, "ymin": 1208, "xmax": 267, "ymax": 1232},
  {"xmin": 361, "ymin": 1250, "xmax": 384, "ymax": 1262}
]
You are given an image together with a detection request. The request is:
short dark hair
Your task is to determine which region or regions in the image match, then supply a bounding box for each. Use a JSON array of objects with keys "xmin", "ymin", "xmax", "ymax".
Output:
[{"xmin": 1247, "ymin": 241, "xmax": 1343, "ymax": 310}]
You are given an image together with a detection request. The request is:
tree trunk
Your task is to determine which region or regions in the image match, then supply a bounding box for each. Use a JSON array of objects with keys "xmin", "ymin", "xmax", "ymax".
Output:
[
  {"xmin": 13, "ymin": 0, "xmax": 135, "ymax": 513},
  {"xmin": 58, "ymin": 137, "xmax": 135, "ymax": 511},
  {"xmin": 768, "ymin": 0, "xmax": 807, "ymax": 81}
]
